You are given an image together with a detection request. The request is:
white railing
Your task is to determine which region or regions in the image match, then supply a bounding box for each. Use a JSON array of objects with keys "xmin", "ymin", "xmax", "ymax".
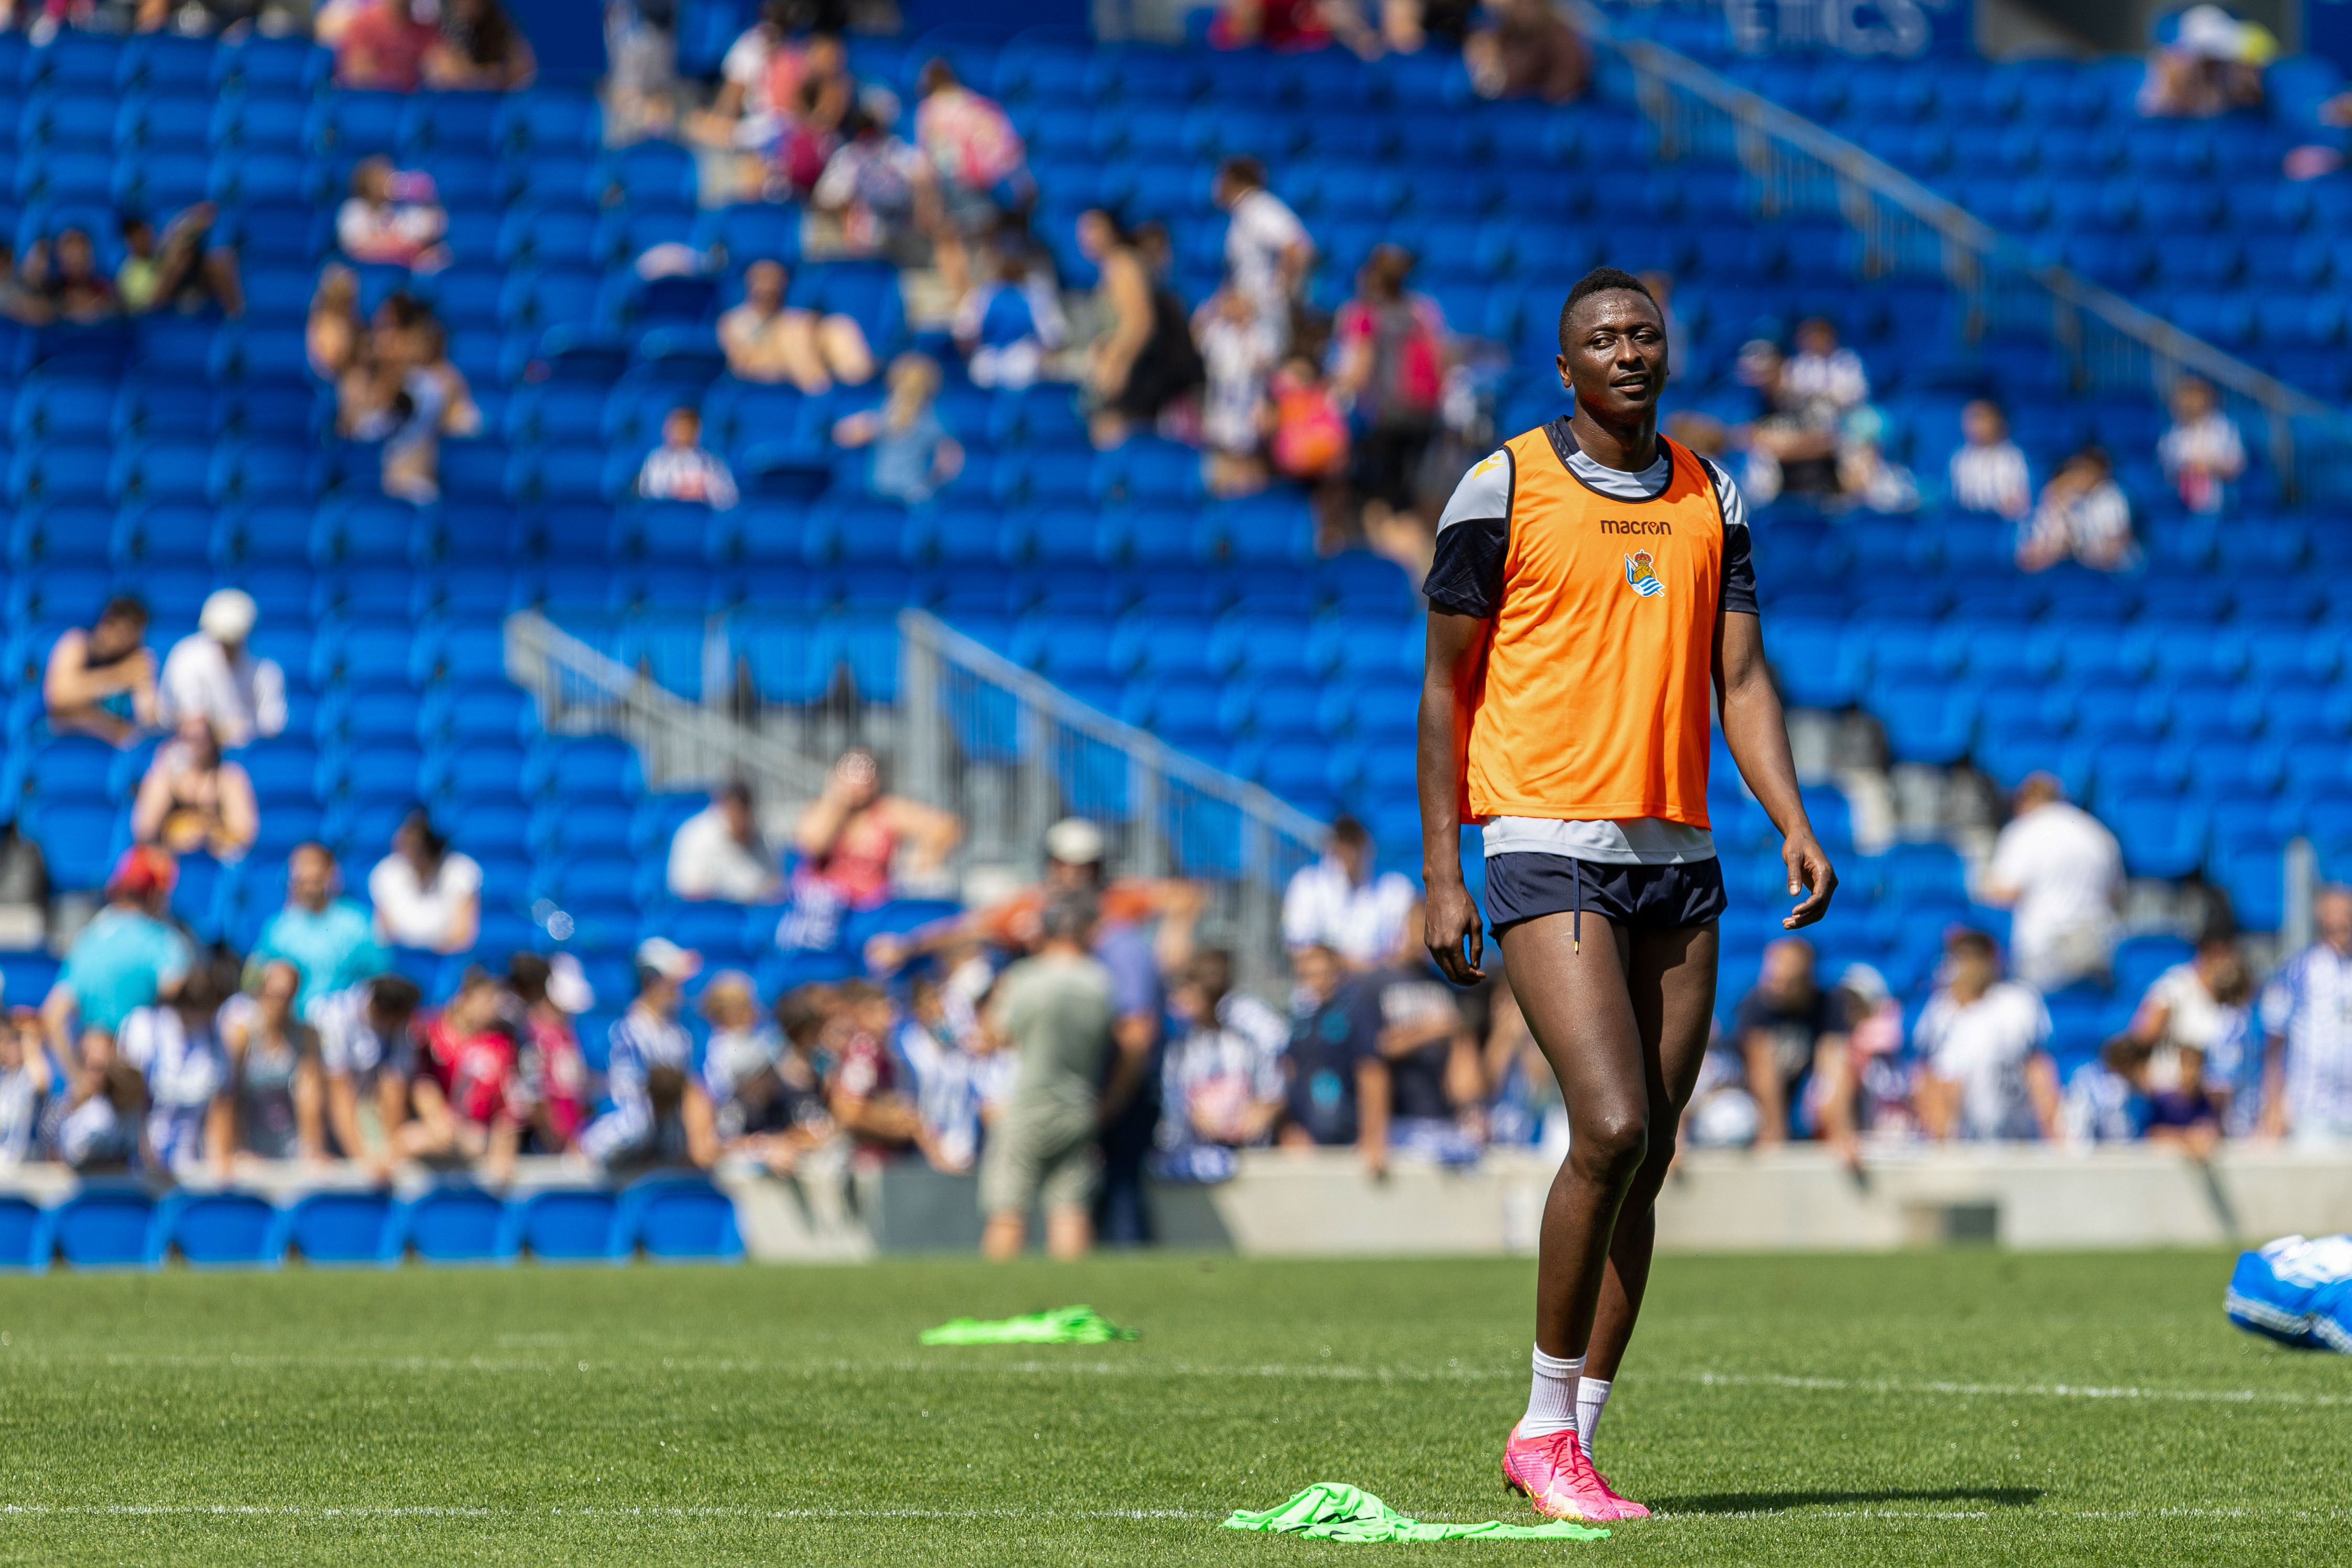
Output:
[
  {"xmin": 899, "ymin": 608, "xmax": 1327, "ymax": 999},
  {"xmin": 1570, "ymin": 2, "xmax": 2352, "ymax": 498},
  {"xmin": 503, "ymin": 609, "xmax": 829, "ymax": 800}
]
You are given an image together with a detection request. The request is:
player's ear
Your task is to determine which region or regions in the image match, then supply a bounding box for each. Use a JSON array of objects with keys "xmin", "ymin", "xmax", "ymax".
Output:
[{"xmin": 1554, "ymin": 352, "xmax": 1572, "ymax": 393}]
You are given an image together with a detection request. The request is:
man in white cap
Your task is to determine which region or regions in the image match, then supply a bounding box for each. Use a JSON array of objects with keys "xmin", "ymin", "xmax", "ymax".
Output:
[{"xmin": 158, "ymin": 589, "xmax": 286, "ymax": 750}]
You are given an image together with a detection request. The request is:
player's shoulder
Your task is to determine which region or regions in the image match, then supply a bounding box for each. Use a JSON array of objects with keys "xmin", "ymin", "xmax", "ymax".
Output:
[{"xmin": 1438, "ymin": 446, "xmax": 1516, "ymax": 531}]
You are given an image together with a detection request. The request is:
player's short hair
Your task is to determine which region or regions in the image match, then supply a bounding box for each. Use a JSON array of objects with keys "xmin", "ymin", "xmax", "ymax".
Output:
[
  {"xmin": 1218, "ymin": 155, "xmax": 1266, "ymax": 191},
  {"xmin": 1558, "ymin": 266, "xmax": 1661, "ymax": 351},
  {"xmin": 1330, "ymin": 813, "xmax": 1369, "ymax": 850},
  {"xmin": 1944, "ymin": 928, "xmax": 1998, "ymax": 963}
]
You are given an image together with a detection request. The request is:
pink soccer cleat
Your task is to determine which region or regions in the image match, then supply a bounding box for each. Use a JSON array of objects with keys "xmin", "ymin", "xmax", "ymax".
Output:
[{"xmin": 1500, "ymin": 1422, "xmax": 1637, "ymax": 1522}]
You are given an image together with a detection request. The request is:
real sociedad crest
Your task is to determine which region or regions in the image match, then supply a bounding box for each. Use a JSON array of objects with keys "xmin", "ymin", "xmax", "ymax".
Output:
[{"xmin": 1624, "ymin": 551, "xmax": 1663, "ymax": 598}]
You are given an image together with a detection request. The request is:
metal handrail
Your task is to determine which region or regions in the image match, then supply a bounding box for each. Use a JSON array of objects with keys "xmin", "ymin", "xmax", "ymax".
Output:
[
  {"xmin": 503, "ymin": 610, "xmax": 829, "ymax": 800},
  {"xmin": 1569, "ymin": 2, "xmax": 2352, "ymax": 489}
]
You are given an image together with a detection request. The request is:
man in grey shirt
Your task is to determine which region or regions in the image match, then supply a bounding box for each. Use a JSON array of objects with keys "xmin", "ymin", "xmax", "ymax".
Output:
[{"xmin": 979, "ymin": 895, "xmax": 1115, "ymax": 1260}]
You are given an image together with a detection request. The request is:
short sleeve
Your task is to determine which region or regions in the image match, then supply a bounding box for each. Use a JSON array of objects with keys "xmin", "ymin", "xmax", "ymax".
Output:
[
  {"xmin": 444, "ymin": 855, "xmax": 484, "ymax": 899},
  {"xmin": 2259, "ymin": 972, "xmax": 2295, "ymax": 1037},
  {"xmin": 1424, "ymin": 450, "xmax": 1512, "ymax": 618},
  {"xmin": 1702, "ymin": 456, "xmax": 1757, "ymax": 617}
]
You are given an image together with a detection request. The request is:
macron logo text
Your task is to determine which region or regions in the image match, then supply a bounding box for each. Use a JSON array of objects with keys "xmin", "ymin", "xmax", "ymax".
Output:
[{"xmin": 1599, "ymin": 519, "xmax": 1672, "ymax": 535}]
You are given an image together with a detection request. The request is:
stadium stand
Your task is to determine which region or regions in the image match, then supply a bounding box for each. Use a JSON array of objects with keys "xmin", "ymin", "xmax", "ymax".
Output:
[{"xmin": 0, "ymin": 10, "xmax": 2338, "ymax": 1117}]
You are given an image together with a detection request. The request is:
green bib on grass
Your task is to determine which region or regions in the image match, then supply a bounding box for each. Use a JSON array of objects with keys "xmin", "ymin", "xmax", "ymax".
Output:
[
  {"xmin": 918, "ymin": 1305, "xmax": 1139, "ymax": 1345},
  {"xmin": 1222, "ymin": 1483, "xmax": 1610, "ymax": 1542}
]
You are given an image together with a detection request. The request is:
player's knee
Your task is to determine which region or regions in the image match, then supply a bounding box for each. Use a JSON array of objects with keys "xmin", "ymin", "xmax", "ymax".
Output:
[{"xmin": 1573, "ymin": 1106, "xmax": 1650, "ymax": 1183}]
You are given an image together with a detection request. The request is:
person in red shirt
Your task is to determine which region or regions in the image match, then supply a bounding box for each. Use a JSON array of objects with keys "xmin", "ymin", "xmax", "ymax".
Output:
[
  {"xmin": 400, "ymin": 967, "xmax": 524, "ymax": 1183},
  {"xmin": 336, "ymin": 0, "xmax": 442, "ymax": 91},
  {"xmin": 505, "ymin": 953, "xmax": 590, "ymax": 1153},
  {"xmin": 823, "ymin": 980, "xmax": 921, "ymax": 1167}
]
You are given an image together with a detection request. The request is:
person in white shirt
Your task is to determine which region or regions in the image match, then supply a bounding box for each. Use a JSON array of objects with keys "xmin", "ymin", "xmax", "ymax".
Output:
[
  {"xmin": 637, "ymin": 406, "xmax": 739, "ymax": 509},
  {"xmin": 2125, "ymin": 930, "xmax": 2252, "ymax": 1112},
  {"xmin": 158, "ymin": 589, "xmax": 285, "ymax": 750},
  {"xmin": 667, "ymin": 781, "xmax": 783, "ymax": 903},
  {"xmin": 1915, "ymin": 929, "xmax": 2060, "ymax": 1142},
  {"xmin": 2259, "ymin": 885, "xmax": 2352, "ymax": 1145},
  {"xmin": 1948, "ymin": 398, "xmax": 2031, "ymax": 520},
  {"xmin": 1158, "ymin": 949, "xmax": 1290, "ymax": 1158},
  {"xmin": 1978, "ymin": 773, "xmax": 2124, "ymax": 993},
  {"xmin": 1780, "ymin": 317, "xmax": 1869, "ymax": 419},
  {"xmin": 1214, "ymin": 156, "xmax": 1312, "ymax": 344},
  {"xmin": 2156, "ymin": 375, "xmax": 2245, "ymax": 516},
  {"xmin": 2018, "ymin": 445, "xmax": 2135, "ymax": 573},
  {"xmin": 368, "ymin": 809, "xmax": 482, "ymax": 954},
  {"xmin": 116, "ymin": 957, "xmax": 237, "ymax": 1178},
  {"xmin": 1281, "ymin": 815, "xmax": 1418, "ymax": 971}
]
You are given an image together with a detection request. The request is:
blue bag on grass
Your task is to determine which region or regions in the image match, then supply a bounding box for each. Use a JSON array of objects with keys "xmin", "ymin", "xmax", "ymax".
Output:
[{"xmin": 2225, "ymin": 1234, "xmax": 2352, "ymax": 1353}]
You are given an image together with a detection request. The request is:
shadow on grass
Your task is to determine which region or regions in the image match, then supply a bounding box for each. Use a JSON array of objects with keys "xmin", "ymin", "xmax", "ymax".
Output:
[{"xmin": 1651, "ymin": 1485, "xmax": 2044, "ymax": 1516}]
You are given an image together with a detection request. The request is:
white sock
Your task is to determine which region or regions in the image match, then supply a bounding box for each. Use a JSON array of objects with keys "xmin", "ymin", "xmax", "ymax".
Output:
[
  {"xmin": 1576, "ymin": 1377, "xmax": 1613, "ymax": 1455},
  {"xmin": 1521, "ymin": 1346, "xmax": 1583, "ymax": 1439}
]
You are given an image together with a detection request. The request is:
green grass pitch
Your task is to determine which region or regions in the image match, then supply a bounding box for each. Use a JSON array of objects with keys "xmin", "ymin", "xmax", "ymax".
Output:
[{"xmin": 0, "ymin": 1249, "xmax": 2343, "ymax": 1565}]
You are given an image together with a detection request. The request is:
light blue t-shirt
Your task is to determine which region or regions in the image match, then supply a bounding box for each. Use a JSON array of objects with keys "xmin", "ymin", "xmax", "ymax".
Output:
[
  {"xmin": 251, "ymin": 898, "xmax": 387, "ymax": 1021},
  {"xmin": 59, "ymin": 907, "xmax": 193, "ymax": 1035}
]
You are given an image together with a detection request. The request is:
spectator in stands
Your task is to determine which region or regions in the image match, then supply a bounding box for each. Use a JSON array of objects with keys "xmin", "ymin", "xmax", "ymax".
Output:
[
  {"xmin": 116, "ymin": 206, "xmax": 243, "ymax": 320},
  {"xmin": 1282, "ymin": 815, "xmax": 1416, "ymax": 971},
  {"xmin": 583, "ymin": 939, "xmax": 717, "ymax": 1171},
  {"xmin": 505, "ymin": 952, "xmax": 590, "ymax": 1154},
  {"xmin": 1808, "ymin": 962, "xmax": 1915, "ymax": 1164},
  {"xmin": 368, "ymin": 809, "xmax": 482, "ymax": 955},
  {"xmin": 1333, "ymin": 244, "xmax": 1451, "ymax": 551},
  {"xmin": 637, "ymin": 407, "xmax": 740, "ymax": 509},
  {"xmin": 699, "ymin": 968, "xmax": 778, "ymax": 1116},
  {"xmin": 40, "ymin": 848, "xmax": 191, "ymax": 1074},
  {"xmin": 336, "ymin": 159, "xmax": 451, "ymax": 273},
  {"xmin": 1358, "ymin": 956, "xmax": 1485, "ymax": 1167},
  {"xmin": 692, "ymin": 5, "xmax": 827, "ymax": 155},
  {"xmin": 1949, "ymin": 398, "xmax": 2032, "ymax": 520},
  {"xmin": 894, "ymin": 964, "xmax": 1000, "ymax": 1176},
  {"xmin": 1464, "ymin": 0, "xmax": 1588, "ymax": 103},
  {"xmin": 1154, "ymin": 949, "xmax": 1289, "ymax": 1175},
  {"xmin": 116, "ymin": 955, "xmax": 237, "ymax": 1177},
  {"xmin": 251, "ymin": 843, "xmax": 387, "ymax": 1023},
  {"xmin": 219, "ymin": 959, "xmax": 326, "ymax": 1166},
  {"xmin": 1279, "ymin": 941, "xmax": 1382, "ymax": 1168},
  {"xmin": 2125, "ymin": 929, "xmax": 2252, "ymax": 1130},
  {"xmin": 1208, "ymin": 0, "xmax": 1333, "ymax": 50},
  {"xmin": 978, "ymin": 894, "xmax": 1115, "ymax": 1260},
  {"xmin": 604, "ymin": 0, "xmax": 680, "ymax": 138},
  {"xmin": 831, "ymin": 351, "xmax": 965, "ymax": 503},
  {"xmin": 824, "ymin": 977, "xmax": 923, "ymax": 1166},
  {"xmin": 2259, "ymin": 885, "xmax": 2352, "ymax": 1145},
  {"xmin": 308, "ymin": 265, "xmax": 364, "ymax": 380},
  {"xmin": 2061, "ymin": 1036, "xmax": 2157, "ymax": 1147},
  {"xmin": 668, "ymin": 781, "xmax": 784, "ymax": 903},
  {"xmin": 334, "ymin": 0, "xmax": 442, "ymax": 90},
  {"xmin": 1735, "ymin": 339, "xmax": 1839, "ymax": 503},
  {"xmin": 158, "ymin": 592, "xmax": 283, "ymax": 750},
  {"xmin": 1195, "ymin": 284, "xmax": 1280, "ymax": 497},
  {"xmin": 714, "ymin": 985, "xmax": 834, "ymax": 1174},
  {"xmin": 1732, "ymin": 937, "xmax": 1846, "ymax": 1148},
  {"xmin": 1266, "ymin": 353, "xmax": 1351, "ymax": 494},
  {"xmin": 1078, "ymin": 209, "xmax": 1204, "ymax": 449},
  {"xmin": 812, "ymin": 101, "xmax": 944, "ymax": 271},
  {"xmin": 2139, "ymin": 3, "xmax": 2270, "ymax": 119},
  {"xmin": 316, "ymin": 972, "xmax": 422, "ymax": 1179},
  {"xmin": 914, "ymin": 59, "xmax": 1031, "ymax": 235},
  {"xmin": 1834, "ymin": 409, "xmax": 1920, "ymax": 516},
  {"xmin": 718, "ymin": 259, "xmax": 875, "ymax": 394},
  {"xmin": 378, "ymin": 319, "xmax": 481, "ymax": 503},
  {"xmin": 130, "ymin": 715, "xmax": 258, "ymax": 864},
  {"xmin": 952, "ymin": 243, "xmax": 1066, "ymax": 393},
  {"xmin": 1915, "ymin": 929, "xmax": 2061, "ymax": 1142},
  {"xmin": 2018, "ymin": 446, "xmax": 2135, "ymax": 572},
  {"xmin": 18, "ymin": 228, "xmax": 117, "ymax": 324},
  {"xmin": 790, "ymin": 747, "xmax": 961, "ymax": 915},
  {"xmin": 425, "ymin": 0, "xmax": 537, "ymax": 90},
  {"xmin": 1979, "ymin": 772, "xmax": 2124, "ymax": 994},
  {"xmin": 43, "ymin": 596, "xmax": 158, "ymax": 746},
  {"xmin": 0, "ymin": 241, "xmax": 35, "ymax": 325},
  {"xmin": 0, "ymin": 996, "xmax": 51, "ymax": 1169},
  {"xmin": 409, "ymin": 966, "xmax": 526, "ymax": 1183},
  {"xmin": 2157, "ymin": 375, "xmax": 2245, "ymax": 516},
  {"xmin": 772, "ymin": 36, "xmax": 859, "ymax": 200},
  {"xmin": 1214, "ymin": 157, "xmax": 1313, "ymax": 347},
  {"xmin": 1783, "ymin": 318, "xmax": 1868, "ymax": 416}
]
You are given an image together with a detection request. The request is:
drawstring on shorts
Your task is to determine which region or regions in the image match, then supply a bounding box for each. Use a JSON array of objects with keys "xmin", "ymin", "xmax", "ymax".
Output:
[{"xmin": 1572, "ymin": 859, "xmax": 1583, "ymax": 954}]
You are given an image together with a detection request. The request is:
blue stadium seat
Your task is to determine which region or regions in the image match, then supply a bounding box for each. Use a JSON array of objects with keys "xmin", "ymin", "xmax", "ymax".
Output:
[
  {"xmin": 617, "ymin": 1175, "xmax": 744, "ymax": 1264},
  {"xmin": 0, "ymin": 1195, "xmax": 51, "ymax": 1271},
  {"xmin": 506, "ymin": 1189, "xmax": 625, "ymax": 1264},
  {"xmin": 157, "ymin": 1192, "xmax": 285, "ymax": 1270},
  {"xmin": 398, "ymin": 1186, "xmax": 518, "ymax": 1266},
  {"xmin": 50, "ymin": 1189, "xmax": 160, "ymax": 1270},
  {"xmin": 283, "ymin": 1191, "xmax": 401, "ymax": 1268}
]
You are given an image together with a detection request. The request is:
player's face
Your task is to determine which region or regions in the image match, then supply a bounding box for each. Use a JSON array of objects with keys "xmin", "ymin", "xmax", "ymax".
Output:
[{"xmin": 1556, "ymin": 291, "xmax": 1669, "ymax": 419}]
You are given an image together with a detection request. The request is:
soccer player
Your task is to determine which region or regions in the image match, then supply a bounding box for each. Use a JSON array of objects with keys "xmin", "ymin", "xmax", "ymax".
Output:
[{"xmin": 1418, "ymin": 267, "xmax": 1836, "ymax": 1521}]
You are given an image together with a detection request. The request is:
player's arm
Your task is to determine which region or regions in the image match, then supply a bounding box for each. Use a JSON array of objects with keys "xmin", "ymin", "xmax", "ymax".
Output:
[
  {"xmin": 1716, "ymin": 609, "xmax": 1836, "ymax": 929},
  {"xmin": 1419, "ymin": 610, "xmax": 1491, "ymax": 984}
]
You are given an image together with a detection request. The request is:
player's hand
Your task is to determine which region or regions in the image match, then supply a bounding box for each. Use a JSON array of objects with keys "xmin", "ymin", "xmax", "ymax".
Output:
[
  {"xmin": 1780, "ymin": 832, "xmax": 1838, "ymax": 929},
  {"xmin": 1423, "ymin": 877, "xmax": 1485, "ymax": 984}
]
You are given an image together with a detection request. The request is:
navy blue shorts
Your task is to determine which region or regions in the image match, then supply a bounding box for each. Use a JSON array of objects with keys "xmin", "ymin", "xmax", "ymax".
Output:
[{"xmin": 1484, "ymin": 853, "xmax": 1727, "ymax": 938}]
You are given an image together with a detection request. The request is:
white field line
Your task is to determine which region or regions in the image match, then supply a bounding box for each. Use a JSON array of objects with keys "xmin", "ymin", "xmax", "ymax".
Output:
[
  {"xmin": 1, "ymin": 1501, "xmax": 2344, "ymax": 1527},
  {"xmin": 18, "ymin": 1351, "xmax": 2350, "ymax": 1411}
]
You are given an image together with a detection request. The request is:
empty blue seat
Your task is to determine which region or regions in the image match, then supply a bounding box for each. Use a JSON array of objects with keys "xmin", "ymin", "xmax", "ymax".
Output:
[
  {"xmin": 0, "ymin": 1196, "xmax": 51, "ymax": 1271},
  {"xmin": 50, "ymin": 1189, "xmax": 159, "ymax": 1270},
  {"xmin": 158, "ymin": 1192, "xmax": 285, "ymax": 1269},
  {"xmin": 619, "ymin": 1175, "xmax": 744, "ymax": 1263},
  {"xmin": 508, "ymin": 1189, "xmax": 625, "ymax": 1263},
  {"xmin": 398, "ymin": 1186, "xmax": 517, "ymax": 1266}
]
